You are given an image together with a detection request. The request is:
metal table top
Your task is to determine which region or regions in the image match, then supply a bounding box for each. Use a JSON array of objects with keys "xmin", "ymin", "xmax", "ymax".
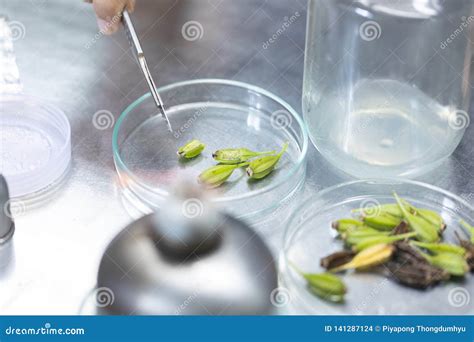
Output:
[{"xmin": 0, "ymin": 0, "xmax": 472, "ymax": 314}]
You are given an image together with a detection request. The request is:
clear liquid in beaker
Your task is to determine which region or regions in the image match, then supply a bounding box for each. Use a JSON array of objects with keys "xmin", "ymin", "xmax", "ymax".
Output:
[{"xmin": 305, "ymin": 79, "xmax": 459, "ymax": 178}]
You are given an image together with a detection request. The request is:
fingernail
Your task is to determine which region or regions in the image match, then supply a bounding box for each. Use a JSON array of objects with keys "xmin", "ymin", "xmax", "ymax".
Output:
[
  {"xmin": 97, "ymin": 18, "xmax": 119, "ymax": 35},
  {"xmin": 97, "ymin": 18, "xmax": 111, "ymax": 34}
]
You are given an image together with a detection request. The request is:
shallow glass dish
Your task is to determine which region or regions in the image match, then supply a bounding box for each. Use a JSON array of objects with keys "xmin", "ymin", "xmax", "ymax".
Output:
[
  {"xmin": 0, "ymin": 94, "xmax": 71, "ymax": 199},
  {"xmin": 113, "ymin": 79, "xmax": 308, "ymax": 221},
  {"xmin": 280, "ymin": 179, "xmax": 474, "ymax": 315}
]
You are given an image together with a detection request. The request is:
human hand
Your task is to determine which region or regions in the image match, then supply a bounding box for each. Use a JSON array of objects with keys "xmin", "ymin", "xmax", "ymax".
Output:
[{"xmin": 85, "ymin": 0, "xmax": 136, "ymax": 35}]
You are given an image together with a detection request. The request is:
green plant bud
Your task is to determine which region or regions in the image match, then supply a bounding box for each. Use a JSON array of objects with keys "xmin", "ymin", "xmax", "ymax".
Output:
[
  {"xmin": 353, "ymin": 232, "xmax": 416, "ymax": 252},
  {"xmin": 246, "ymin": 142, "xmax": 288, "ymax": 179},
  {"xmin": 401, "ymin": 200, "xmax": 446, "ymax": 232},
  {"xmin": 198, "ymin": 163, "xmax": 247, "ymax": 188},
  {"xmin": 331, "ymin": 218, "xmax": 364, "ymax": 233},
  {"xmin": 460, "ymin": 220, "xmax": 474, "ymax": 244},
  {"xmin": 416, "ymin": 208, "xmax": 446, "ymax": 231},
  {"xmin": 304, "ymin": 273, "xmax": 347, "ymax": 303},
  {"xmin": 177, "ymin": 139, "xmax": 205, "ymax": 159},
  {"xmin": 343, "ymin": 228, "xmax": 390, "ymax": 246},
  {"xmin": 411, "ymin": 241, "xmax": 466, "ymax": 256},
  {"xmin": 394, "ymin": 193, "xmax": 439, "ymax": 243},
  {"xmin": 289, "ymin": 262, "xmax": 347, "ymax": 303},
  {"xmin": 212, "ymin": 148, "xmax": 275, "ymax": 164},
  {"xmin": 418, "ymin": 250, "xmax": 469, "ymax": 276},
  {"xmin": 362, "ymin": 213, "xmax": 402, "ymax": 231}
]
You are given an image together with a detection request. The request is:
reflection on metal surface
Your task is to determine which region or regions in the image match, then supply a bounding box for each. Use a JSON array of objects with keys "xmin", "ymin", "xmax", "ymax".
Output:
[
  {"xmin": 0, "ymin": 175, "xmax": 15, "ymax": 282},
  {"xmin": 95, "ymin": 188, "xmax": 277, "ymax": 315},
  {"xmin": 0, "ymin": 175, "xmax": 15, "ymax": 245}
]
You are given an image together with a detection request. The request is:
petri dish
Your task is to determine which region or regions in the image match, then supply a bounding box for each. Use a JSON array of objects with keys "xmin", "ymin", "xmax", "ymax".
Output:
[
  {"xmin": 280, "ymin": 179, "xmax": 474, "ymax": 315},
  {"xmin": 113, "ymin": 79, "xmax": 308, "ymax": 221},
  {"xmin": 0, "ymin": 94, "xmax": 71, "ymax": 199}
]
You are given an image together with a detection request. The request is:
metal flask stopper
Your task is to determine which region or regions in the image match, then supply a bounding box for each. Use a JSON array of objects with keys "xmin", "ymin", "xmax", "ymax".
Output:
[
  {"xmin": 0, "ymin": 175, "xmax": 14, "ymax": 245},
  {"xmin": 0, "ymin": 175, "xmax": 15, "ymax": 270},
  {"xmin": 96, "ymin": 190, "xmax": 278, "ymax": 315}
]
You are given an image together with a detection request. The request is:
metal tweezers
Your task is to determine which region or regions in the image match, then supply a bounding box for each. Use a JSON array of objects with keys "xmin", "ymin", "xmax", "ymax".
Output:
[{"xmin": 122, "ymin": 10, "xmax": 172, "ymax": 131}]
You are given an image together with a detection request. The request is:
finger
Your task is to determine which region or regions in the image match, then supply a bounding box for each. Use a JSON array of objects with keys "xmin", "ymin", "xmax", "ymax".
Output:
[
  {"xmin": 126, "ymin": 0, "xmax": 136, "ymax": 12},
  {"xmin": 93, "ymin": 0, "xmax": 128, "ymax": 34}
]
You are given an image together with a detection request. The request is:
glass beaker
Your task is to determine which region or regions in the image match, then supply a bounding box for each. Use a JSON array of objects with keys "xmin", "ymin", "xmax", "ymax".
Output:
[{"xmin": 303, "ymin": 0, "xmax": 473, "ymax": 178}]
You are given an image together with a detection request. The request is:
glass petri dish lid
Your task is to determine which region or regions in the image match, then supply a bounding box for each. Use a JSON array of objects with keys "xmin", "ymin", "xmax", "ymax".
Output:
[
  {"xmin": 280, "ymin": 179, "xmax": 474, "ymax": 315},
  {"xmin": 0, "ymin": 94, "xmax": 71, "ymax": 198},
  {"xmin": 113, "ymin": 79, "xmax": 308, "ymax": 221}
]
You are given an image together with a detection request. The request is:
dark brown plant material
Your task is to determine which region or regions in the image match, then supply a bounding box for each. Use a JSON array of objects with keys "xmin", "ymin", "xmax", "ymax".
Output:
[
  {"xmin": 391, "ymin": 221, "xmax": 409, "ymax": 235},
  {"xmin": 455, "ymin": 232, "xmax": 474, "ymax": 272},
  {"xmin": 385, "ymin": 242, "xmax": 449, "ymax": 289},
  {"xmin": 391, "ymin": 241, "xmax": 425, "ymax": 263},
  {"xmin": 320, "ymin": 250, "xmax": 356, "ymax": 269}
]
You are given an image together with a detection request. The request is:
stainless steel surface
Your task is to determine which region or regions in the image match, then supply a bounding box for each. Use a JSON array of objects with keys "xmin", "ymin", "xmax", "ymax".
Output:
[
  {"xmin": 0, "ymin": 175, "xmax": 14, "ymax": 244},
  {"xmin": 122, "ymin": 9, "xmax": 172, "ymax": 131},
  {"xmin": 0, "ymin": 0, "xmax": 472, "ymax": 314},
  {"xmin": 96, "ymin": 194, "xmax": 277, "ymax": 315}
]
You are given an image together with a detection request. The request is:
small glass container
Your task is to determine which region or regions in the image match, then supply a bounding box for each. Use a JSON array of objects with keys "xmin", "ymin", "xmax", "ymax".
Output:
[
  {"xmin": 0, "ymin": 95, "xmax": 71, "ymax": 198},
  {"xmin": 303, "ymin": 0, "xmax": 473, "ymax": 178}
]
